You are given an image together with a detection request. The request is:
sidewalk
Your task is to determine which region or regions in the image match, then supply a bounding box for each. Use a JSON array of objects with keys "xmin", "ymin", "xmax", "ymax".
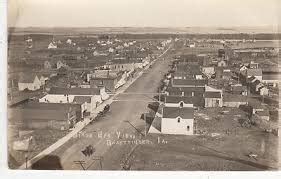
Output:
[{"xmin": 18, "ymin": 45, "xmax": 171, "ymax": 169}]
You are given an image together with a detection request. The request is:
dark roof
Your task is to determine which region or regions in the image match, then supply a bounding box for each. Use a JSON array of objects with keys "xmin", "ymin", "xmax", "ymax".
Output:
[
  {"xmin": 204, "ymin": 92, "xmax": 222, "ymax": 98},
  {"xmin": 162, "ymin": 107, "xmax": 194, "ymax": 119},
  {"xmin": 18, "ymin": 73, "xmax": 38, "ymax": 83},
  {"xmin": 23, "ymin": 102, "xmax": 81, "ymax": 111},
  {"xmin": 165, "ymin": 96, "xmax": 193, "ymax": 104},
  {"xmin": 73, "ymin": 96, "xmax": 92, "ymax": 104},
  {"xmin": 9, "ymin": 108, "xmax": 72, "ymax": 121},
  {"xmin": 165, "ymin": 96, "xmax": 204, "ymax": 107},
  {"xmin": 172, "ymin": 79, "xmax": 207, "ymax": 86},
  {"xmin": 166, "ymin": 86, "xmax": 205, "ymax": 93},
  {"xmin": 49, "ymin": 87, "xmax": 100, "ymax": 95},
  {"xmin": 223, "ymin": 93, "xmax": 248, "ymax": 102},
  {"xmin": 175, "ymin": 64, "xmax": 202, "ymax": 75}
]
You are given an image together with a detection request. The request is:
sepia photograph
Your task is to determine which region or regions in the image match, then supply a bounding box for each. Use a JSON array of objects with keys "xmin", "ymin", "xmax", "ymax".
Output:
[{"xmin": 4, "ymin": 0, "xmax": 281, "ymax": 172}]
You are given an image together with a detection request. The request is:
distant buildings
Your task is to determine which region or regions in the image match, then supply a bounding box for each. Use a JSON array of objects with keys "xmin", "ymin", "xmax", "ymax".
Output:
[
  {"xmin": 18, "ymin": 74, "xmax": 45, "ymax": 91},
  {"xmin": 48, "ymin": 42, "xmax": 57, "ymax": 49},
  {"xmin": 246, "ymin": 69, "xmax": 262, "ymax": 81},
  {"xmin": 262, "ymin": 72, "xmax": 279, "ymax": 87},
  {"xmin": 202, "ymin": 66, "xmax": 215, "ymax": 79},
  {"xmin": 88, "ymin": 70, "xmax": 126, "ymax": 92}
]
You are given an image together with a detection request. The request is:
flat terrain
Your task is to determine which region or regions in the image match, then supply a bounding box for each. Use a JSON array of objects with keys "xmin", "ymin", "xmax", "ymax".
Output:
[
  {"xmin": 44, "ymin": 45, "xmax": 279, "ymax": 170},
  {"xmin": 46, "ymin": 47, "xmax": 173, "ymax": 170}
]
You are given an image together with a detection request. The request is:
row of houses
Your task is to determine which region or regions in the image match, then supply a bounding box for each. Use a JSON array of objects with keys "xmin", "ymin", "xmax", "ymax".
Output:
[
  {"xmin": 150, "ymin": 52, "xmax": 275, "ymax": 136},
  {"xmin": 150, "ymin": 56, "xmax": 226, "ymax": 136},
  {"xmin": 10, "ymin": 86, "xmax": 109, "ymax": 130}
]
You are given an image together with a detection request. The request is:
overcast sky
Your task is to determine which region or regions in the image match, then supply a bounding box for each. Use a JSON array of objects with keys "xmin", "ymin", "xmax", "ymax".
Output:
[{"xmin": 8, "ymin": 0, "xmax": 280, "ymax": 27}]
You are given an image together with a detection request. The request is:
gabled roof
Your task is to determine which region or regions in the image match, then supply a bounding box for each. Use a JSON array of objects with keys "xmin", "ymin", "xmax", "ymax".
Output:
[
  {"xmin": 162, "ymin": 107, "xmax": 194, "ymax": 119},
  {"xmin": 165, "ymin": 96, "xmax": 193, "ymax": 104},
  {"xmin": 204, "ymin": 91, "xmax": 222, "ymax": 98},
  {"xmin": 223, "ymin": 93, "xmax": 248, "ymax": 102},
  {"xmin": 18, "ymin": 73, "xmax": 38, "ymax": 83},
  {"xmin": 165, "ymin": 96, "xmax": 204, "ymax": 107},
  {"xmin": 49, "ymin": 87, "xmax": 100, "ymax": 95}
]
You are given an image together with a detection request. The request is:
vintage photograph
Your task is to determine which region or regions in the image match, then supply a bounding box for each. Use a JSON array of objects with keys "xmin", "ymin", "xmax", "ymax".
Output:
[{"xmin": 6, "ymin": 0, "xmax": 280, "ymax": 170}]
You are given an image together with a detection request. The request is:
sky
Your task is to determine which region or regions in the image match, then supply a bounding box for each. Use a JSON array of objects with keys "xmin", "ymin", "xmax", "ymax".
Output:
[{"xmin": 8, "ymin": 0, "xmax": 281, "ymax": 28}]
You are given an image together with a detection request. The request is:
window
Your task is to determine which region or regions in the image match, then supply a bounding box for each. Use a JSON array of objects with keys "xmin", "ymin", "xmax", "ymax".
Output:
[
  {"xmin": 177, "ymin": 118, "xmax": 180, "ymax": 123},
  {"xmin": 187, "ymin": 126, "xmax": 190, "ymax": 131},
  {"xmin": 216, "ymin": 99, "xmax": 220, "ymax": 105},
  {"xmin": 179, "ymin": 101, "xmax": 184, "ymax": 108}
]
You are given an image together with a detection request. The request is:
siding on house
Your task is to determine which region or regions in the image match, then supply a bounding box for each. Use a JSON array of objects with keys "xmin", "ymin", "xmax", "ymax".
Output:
[
  {"xmin": 204, "ymin": 91, "xmax": 223, "ymax": 107},
  {"xmin": 161, "ymin": 107, "xmax": 194, "ymax": 135}
]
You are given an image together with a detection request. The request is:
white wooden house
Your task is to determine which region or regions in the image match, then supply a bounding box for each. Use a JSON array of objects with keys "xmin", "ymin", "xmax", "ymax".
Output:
[
  {"xmin": 18, "ymin": 74, "xmax": 42, "ymax": 91},
  {"xmin": 161, "ymin": 107, "xmax": 194, "ymax": 135}
]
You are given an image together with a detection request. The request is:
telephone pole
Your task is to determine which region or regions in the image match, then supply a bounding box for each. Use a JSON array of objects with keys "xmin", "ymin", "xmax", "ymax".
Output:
[
  {"xmin": 144, "ymin": 113, "xmax": 147, "ymax": 137},
  {"xmin": 74, "ymin": 160, "xmax": 86, "ymax": 170}
]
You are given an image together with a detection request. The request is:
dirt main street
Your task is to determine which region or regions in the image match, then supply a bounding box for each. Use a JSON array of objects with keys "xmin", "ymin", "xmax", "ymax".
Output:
[{"xmin": 44, "ymin": 46, "xmax": 174, "ymax": 170}]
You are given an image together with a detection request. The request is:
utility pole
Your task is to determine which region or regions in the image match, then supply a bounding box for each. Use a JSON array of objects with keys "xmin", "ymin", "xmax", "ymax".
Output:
[
  {"xmin": 74, "ymin": 160, "xmax": 86, "ymax": 170},
  {"xmin": 144, "ymin": 113, "xmax": 147, "ymax": 137},
  {"xmin": 24, "ymin": 152, "xmax": 28, "ymax": 169},
  {"xmin": 158, "ymin": 88, "xmax": 161, "ymax": 102}
]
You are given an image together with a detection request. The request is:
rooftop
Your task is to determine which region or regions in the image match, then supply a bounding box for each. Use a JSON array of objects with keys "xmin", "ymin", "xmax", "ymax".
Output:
[
  {"xmin": 204, "ymin": 91, "xmax": 222, "ymax": 98},
  {"xmin": 165, "ymin": 96, "xmax": 193, "ymax": 104},
  {"xmin": 172, "ymin": 79, "xmax": 207, "ymax": 86},
  {"xmin": 162, "ymin": 107, "xmax": 194, "ymax": 119},
  {"xmin": 48, "ymin": 87, "xmax": 100, "ymax": 95},
  {"xmin": 223, "ymin": 93, "xmax": 248, "ymax": 102},
  {"xmin": 166, "ymin": 86, "xmax": 205, "ymax": 93},
  {"xmin": 18, "ymin": 73, "xmax": 38, "ymax": 83}
]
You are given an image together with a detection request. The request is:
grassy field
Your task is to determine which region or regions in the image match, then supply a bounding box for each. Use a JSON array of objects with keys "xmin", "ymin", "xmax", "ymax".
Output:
[{"xmin": 129, "ymin": 121, "xmax": 278, "ymax": 170}]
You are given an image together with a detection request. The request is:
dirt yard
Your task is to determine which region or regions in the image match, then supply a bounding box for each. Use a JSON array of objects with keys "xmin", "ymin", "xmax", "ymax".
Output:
[{"xmin": 127, "ymin": 107, "xmax": 278, "ymax": 171}]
